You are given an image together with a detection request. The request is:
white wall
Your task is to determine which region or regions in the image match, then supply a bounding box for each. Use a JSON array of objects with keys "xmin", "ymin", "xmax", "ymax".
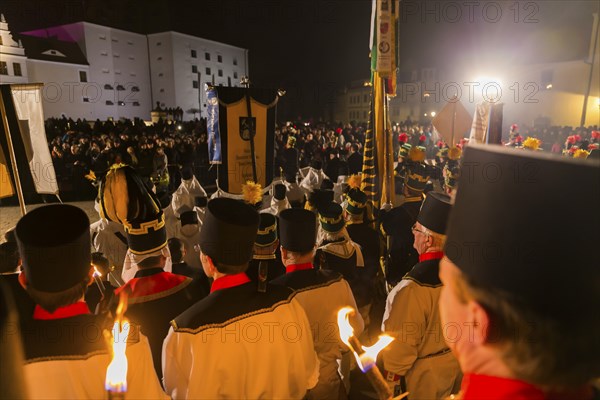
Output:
[
  {"xmin": 26, "ymin": 59, "xmax": 93, "ymax": 119},
  {"xmin": 0, "ymin": 19, "xmax": 28, "ymax": 84},
  {"xmin": 148, "ymin": 31, "xmax": 248, "ymax": 120}
]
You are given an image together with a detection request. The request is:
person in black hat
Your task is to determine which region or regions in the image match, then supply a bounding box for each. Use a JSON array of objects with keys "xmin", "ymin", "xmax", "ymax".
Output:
[
  {"xmin": 14, "ymin": 204, "xmax": 167, "ymax": 399},
  {"xmin": 163, "ymin": 198, "xmax": 319, "ymax": 399},
  {"xmin": 174, "ymin": 205, "xmax": 203, "ymax": 272},
  {"xmin": 439, "ymin": 145, "xmax": 600, "ymax": 399},
  {"xmin": 261, "ymin": 183, "xmax": 290, "ymax": 215},
  {"xmin": 246, "ymin": 213, "xmax": 285, "ymax": 286},
  {"xmin": 83, "ymin": 252, "xmax": 118, "ymax": 313},
  {"xmin": 381, "ymin": 192, "xmax": 462, "ymax": 399},
  {"xmin": 99, "ymin": 165, "xmax": 206, "ymax": 379},
  {"xmin": 380, "ymin": 155, "xmax": 431, "ymax": 287},
  {"xmin": 271, "ymin": 208, "xmax": 363, "ymax": 400},
  {"xmin": 314, "ymin": 202, "xmax": 371, "ymax": 318}
]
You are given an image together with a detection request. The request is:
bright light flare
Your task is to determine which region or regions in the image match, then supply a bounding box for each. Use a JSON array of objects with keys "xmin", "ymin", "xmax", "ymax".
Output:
[
  {"xmin": 357, "ymin": 335, "xmax": 394, "ymax": 372},
  {"xmin": 93, "ymin": 266, "xmax": 102, "ymax": 278},
  {"xmin": 430, "ymin": 111, "xmax": 436, "ymax": 117}
]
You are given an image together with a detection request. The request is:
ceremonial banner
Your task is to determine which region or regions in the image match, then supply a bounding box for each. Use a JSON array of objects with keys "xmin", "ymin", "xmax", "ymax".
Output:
[
  {"xmin": 0, "ymin": 84, "xmax": 58, "ymax": 200},
  {"xmin": 214, "ymin": 87, "xmax": 277, "ymax": 194},
  {"xmin": 469, "ymin": 102, "xmax": 491, "ymax": 144},
  {"xmin": 432, "ymin": 97, "xmax": 472, "ymax": 146},
  {"xmin": 468, "ymin": 102, "xmax": 504, "ymax": 145},
  {"xmin": 362, "ymin": 0, "xmax": 398, "ymax": 206},
  {"xmin": 206, "ymin": 87, "xmax": 222, "ymax": 164}
]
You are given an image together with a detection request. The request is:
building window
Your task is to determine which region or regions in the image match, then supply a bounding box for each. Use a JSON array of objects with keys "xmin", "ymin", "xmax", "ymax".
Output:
[
  {"xmin": 233, "ymin": 72, "xmax": 238, "ymax": 79},
  {"xmin": 363, "ymin": 111, "xmax": 367, "ymax": 119},
  {"xmin": 12, "ymin": 63, "xmax": 22, "ymax": 76},
  {"xmin": 0, "ymin": 37, "xmax": 3, "ymax": 45},
  {"xmin": 193, "ymin": 80, "xmax": 199, "ymax": 89},
  {"xmin": 118, "ymin": 101, "xmax": 125, "ymax": 106},
  {"xmin": 83, "ymin": 97, "xmax": 89, "ymax": 102},
  {"xmin": 116, "ymin": 85, "xmax": 125, "ymax": 91},
  {"xmin": 114, "ymin": 53, "xmax": 120, "ymax": 58},
  {"xmin": 218, "ymin": 69, "xmax": 223, "ymax": 77},
  {"xmin": 106, "ymin": 100, "xmax": 114, "ymax": 105},
  {"xmin": 160, "ymin": 88, "xmax": 165, "ymax": 93},
  {"xmin": 158, "ymin": 73, "xmax": 164, "ymax": 77},
  {"xmin": 233, "ymin": 58, "xmax": 238, "ymax": 66},
  {"xmin": 363, "ymin": 94, "xmax": 368, "ymax": 102},
  {"xmin": 156, "ymin": 42, "xmax": 162, "ymax": 46},
  {"xmin": 127, "ymin": 40, "xmax": 133, "ymax": 45},
  {"xmin": 191, "ymin": 49, "xmax": 197, "ymax": 58},
  {"xmin": 128, "ymin": 55, "xmax": 135, "ymax": 60},
  {"xmin": 1, "ymin": 62, "xmax": 9, "ymax": 75},
  {"xmin": 205, "ymin": 52, "xmax": 211, "ymax": 60},
  {"xmin": 101, "ymin": 51, "xmax": 108, "ymax": 56},
  {"xmin": 130, "ymin": 73, "xmax": 137, "ymax": 77},
  {"xmin": 112, "ymin": 38, "xmax": 118, "ymax": 43},
  {"xmin": 192, "ymin": 65, "xmax": 198, "ymax": 73},
  {"xmin": 217, "ymin": 55, "xmax": 222, "ymax": 63},
  {"xmin": 115, "ymin": 70, "xmax": 121, "ymax": 75},
  {"xmin": 102, "ymin": 68, "xmax": 109, "ymax": 73},
  {"xmin": 79, "ymin": 71, "xmax": 87, "ymax": 82},
  {"xmin": 104, "ymin": 84, "xmax": 114, "ymax": 90},
  {"xmin": 157, "ymin": 56, "xmax": 162, "ymax": 61},
  {"xmin": 206, "ymin": 67, "xmax": 211, "ymax": 75},
  {"xmin": 99, "ymin": 34, "xmax": 106, "ymax": 40},
  {"xmin": 131, "ymin": 86, "xmax": 140, "ymax": 92},
  {"xmin": 133, "ymin": 101, "xmax": 140, "ymax": 106}
]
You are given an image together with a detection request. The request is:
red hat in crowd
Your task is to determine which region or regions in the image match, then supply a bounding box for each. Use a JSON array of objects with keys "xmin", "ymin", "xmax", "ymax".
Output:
[
  {"xmin": 398, "ymin": 133, "xmax": 408, "ymax": 143},
  {"xmin": 511, "ymin": 124, "xmax": 518, "ymax": 131},
  {"xmin": 419, "ymin": 135, "xmax": 427, "ymax": 143}
]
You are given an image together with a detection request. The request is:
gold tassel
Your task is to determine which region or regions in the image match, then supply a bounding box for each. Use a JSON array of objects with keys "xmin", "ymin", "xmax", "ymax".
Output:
[
  {"xmin": 347, "ymin": 174, "xmax": 362, "ymax": 189},
  {"xmin": 408, "ymin": 147, "xmax": 426, "ymax": 162},
  {"xmin": 242, "ymin": 181, "xmax": 263, "ymax": 205}
]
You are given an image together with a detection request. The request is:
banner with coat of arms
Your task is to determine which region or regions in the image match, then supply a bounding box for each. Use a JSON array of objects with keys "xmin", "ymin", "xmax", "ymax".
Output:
[{"xmin": 210, "ymin": 87, "xmax": 278, "ymax": 194}]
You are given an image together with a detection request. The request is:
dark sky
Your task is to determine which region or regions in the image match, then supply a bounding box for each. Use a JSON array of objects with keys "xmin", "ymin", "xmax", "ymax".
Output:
[{"xmin": 2, "ymin": 0, "xmax": 598, "ymax": 119}]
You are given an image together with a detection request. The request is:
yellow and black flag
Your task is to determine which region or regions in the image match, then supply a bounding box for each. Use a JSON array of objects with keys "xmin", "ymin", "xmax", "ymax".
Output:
[
  {"xmin": 0, "ymin": 84, "xmax": 59, "ymax": 207},
  {"xmin": 361, "ymin": 0, "xmax": 398, "ymax": 208}
]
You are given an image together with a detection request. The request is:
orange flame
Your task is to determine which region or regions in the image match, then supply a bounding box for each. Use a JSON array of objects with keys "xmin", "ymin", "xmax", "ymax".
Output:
[
  {"xmin": 105, "ymin": 293, "xmax": 129, "ymax": 393},
  {"xmin": 337, "ymin": 307, "xmax": 394, "ymax": 372}
]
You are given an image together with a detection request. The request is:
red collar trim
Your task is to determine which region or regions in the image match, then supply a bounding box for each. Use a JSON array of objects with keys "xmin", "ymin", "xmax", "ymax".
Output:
[
  {"xmin": 115, "ymin": 271, "xmax": 188, "ymax": 298},
  {"xmin": 33, "ymin": 301, "xmax": 91, "ymax": 320},
  {"xmin": 286, "ymin": 263, "xmax": 314, "ymax": 273},
  {"xmin": 419, "ymin": 251, "xmax": 444, "ymax": 262},
  {"xmin": 210, "ymin": 273, "xmax": 251, "ymax": 293},
  {"xmin": 462, "ymin": 374, "xmax": 546, "ymax": 400}
]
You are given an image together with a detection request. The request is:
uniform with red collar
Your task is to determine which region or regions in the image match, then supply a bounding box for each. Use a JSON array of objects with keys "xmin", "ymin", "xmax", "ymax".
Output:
[
  {"xmin": 15, "ymin": 204, "xmax": 167, "ymax": 399},
  {"xmin": 381, "ymin": 193, "xmax": 461, "ymax": 399},
  {"xmin": 116, "ymin": 267, "xmax": 206, "ymax": 380},
  {"xmin": 162, "ymin": 198, "xmax": 319, "ymax": 399},
  {"xmin": 271, "ymin": 208, "xmax": 364, "ymax": 399}
]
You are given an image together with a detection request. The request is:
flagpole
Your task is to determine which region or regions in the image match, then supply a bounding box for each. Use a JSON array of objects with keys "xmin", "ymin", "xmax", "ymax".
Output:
[
  {"xmin": 241, "ymin": 76, "xmax": 258, "ymax": 182},
  {"xmin": 381, "ymin": 76, "xmax": 393, "ymax": 210},
  {"xmin": 0, "ymin": 91, "xmax": 27, "ymax": 216}
]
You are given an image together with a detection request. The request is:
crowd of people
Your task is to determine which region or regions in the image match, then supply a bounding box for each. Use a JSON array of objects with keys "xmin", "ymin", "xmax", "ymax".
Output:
[{"xmin": 0, "ymin": 113, "xmax": 598, "ymax": 399}]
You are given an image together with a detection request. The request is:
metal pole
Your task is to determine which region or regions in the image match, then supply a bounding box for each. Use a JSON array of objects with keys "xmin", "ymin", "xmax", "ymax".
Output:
[
  {"xmin": 0, "ymin": 92, "xmax": 27, "ymax": 216},
  {"xmin": 242, "ymin": 79, "xmax": 258, "ymax": 182},
  {"xmin": 581, "ymin": 12, "xmax": 599, "ymax": 127},
  {"xmin": 381, "ymin": 76, "xmax": 393, "ymax": 209}
]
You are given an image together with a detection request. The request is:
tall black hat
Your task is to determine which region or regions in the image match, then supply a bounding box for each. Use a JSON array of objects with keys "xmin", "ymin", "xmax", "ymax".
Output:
[
  {"xmin": 198, "ymin": 198, "xmax": 259, "ymax": 265},
  {"xmin": 255, "ymin": 213, "xmax": 278, "ymax": 247},
  {"xmin": 444, "ymin": 145, "xmax": 600, "ymax": 319},
  {"xmin": 417, "ymin": 192, "xmax": 452, "ymax": 234},
  {"xmin": 404, "ymin": 163, "xmax": 430, "ymax": 192},
  {"xmin": 273, "ymin": 183, "xmax": 287, "ymax": 201},
  {"xmin": 318, "ymin": 202, "xmax": 346, "ymax": 233},
  {"xmin": 16, "ymin": 205, "xmax": 91, "ymax": 292},
  {"xmin": 345, "ymin": 188, "xmax": 367, "ymax": 215},
  {"xmin": 279, "ymin": 209, "xmax": 317, "ymax": 253}
]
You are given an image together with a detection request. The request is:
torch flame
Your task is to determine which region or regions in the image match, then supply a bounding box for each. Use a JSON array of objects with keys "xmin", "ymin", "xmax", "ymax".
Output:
[
  {"xmin": 105, "ymin": 292, "xmax": 129, "ymax": 393},
  {"xmin": 337, "ymin": 307, "xmax": 394, "ymax": 372},
  {"xmin": 337, "ymin": 307, "xmax": 355, "ymax": 347},
  {"xmin": 357, "ymin": 335, "xmax": 394, "ymax": 372}
]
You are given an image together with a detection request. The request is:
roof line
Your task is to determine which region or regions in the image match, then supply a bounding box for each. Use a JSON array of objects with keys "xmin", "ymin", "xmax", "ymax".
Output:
[{"xmin": 147, "ymin": 30, "xmax": 247, "ymax": 51}]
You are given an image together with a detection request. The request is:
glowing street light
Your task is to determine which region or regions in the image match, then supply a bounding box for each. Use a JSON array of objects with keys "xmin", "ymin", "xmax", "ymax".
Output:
[{"xmin": 430, "ymin": 111, "xmax": 436, "ymax": 117}]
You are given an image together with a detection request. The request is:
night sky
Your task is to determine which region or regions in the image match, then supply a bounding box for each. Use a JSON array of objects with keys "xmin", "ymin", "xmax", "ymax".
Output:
[{"xmin": 2, "ymin": 0, "xmax": 598, "ymax": 119}]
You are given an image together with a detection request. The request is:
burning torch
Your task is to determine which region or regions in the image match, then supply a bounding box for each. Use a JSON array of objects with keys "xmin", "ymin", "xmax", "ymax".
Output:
[
  {"xmin": 337, "ymin": 307, "xmax": 408, "ymax": 400},
  {"xmin": 104, "ymin": 293, "xmax": 129, "ymax": 399}
]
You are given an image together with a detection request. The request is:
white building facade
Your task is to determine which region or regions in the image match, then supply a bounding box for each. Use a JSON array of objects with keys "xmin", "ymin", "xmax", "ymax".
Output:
[
  {"xmin": 147, "ymin": 31, "xmax": 248, "ymax": 119},
  {"xmin": 0, "ymin": 13, "xmax": 249, "ymax": 121}
]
